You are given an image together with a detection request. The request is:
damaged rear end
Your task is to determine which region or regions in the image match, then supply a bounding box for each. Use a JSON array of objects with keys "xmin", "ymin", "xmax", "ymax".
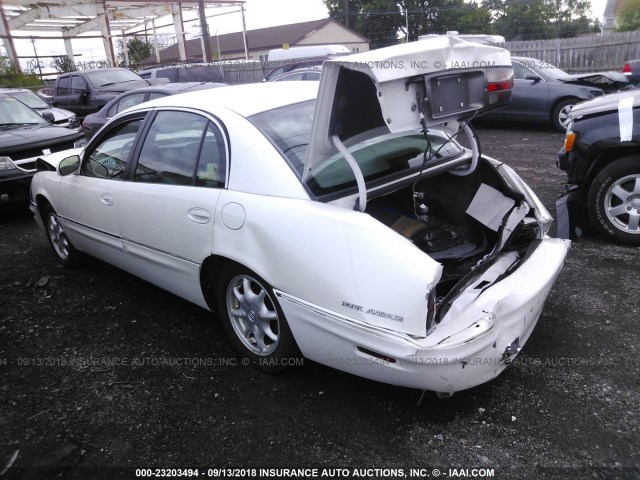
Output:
[
  {"xmin": 359, "ymin": 156, "xmax": 569, "ymax": 394},
  {"xmin": 290, "ymin": 37, "xmax": 570, "ymax": 393}
]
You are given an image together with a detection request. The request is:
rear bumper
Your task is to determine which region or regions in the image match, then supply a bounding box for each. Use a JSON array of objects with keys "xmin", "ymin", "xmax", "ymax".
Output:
[{"xmin": 278, "ymin": 237, "xmax": 570, "ymax": 394}]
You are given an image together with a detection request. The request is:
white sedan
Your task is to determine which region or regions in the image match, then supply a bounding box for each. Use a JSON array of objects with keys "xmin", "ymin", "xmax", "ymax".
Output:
[{"xmin": 30, "ymin": 38, "xmax": 570, "ymax": 395}]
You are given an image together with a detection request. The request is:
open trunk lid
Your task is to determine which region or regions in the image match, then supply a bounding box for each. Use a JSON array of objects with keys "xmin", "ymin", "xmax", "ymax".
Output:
[{"xmin": 303, "ymin": 36, "xmax": 513, "ymax": 186}]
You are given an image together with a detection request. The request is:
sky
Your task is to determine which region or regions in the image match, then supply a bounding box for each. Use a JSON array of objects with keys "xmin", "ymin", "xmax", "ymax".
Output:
[{"xmin": 7, "ymin": 0, "xmax": 609, "ymax": 71}]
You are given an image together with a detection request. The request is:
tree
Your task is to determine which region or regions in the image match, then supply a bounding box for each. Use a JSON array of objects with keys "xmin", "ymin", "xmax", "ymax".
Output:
[
  {"xmin": 0, "ymin": 56, "xmax": 41, "ymax": 87},
  {"xmin": 547, "ymin": 0, "xmax": 598, "ymax": 38},
  {"xmin": 484, "ymin": 0, "xmax": 553, "ymax": 40},
  {"xmin": 325, "ymin": 0, "xmax": 401, "ymax": 48},
  {"xmin": 51, "ymin": 56, "xmax": 75, "ymax": 73},
  {"xmin": 326, "ymin": 0, "xmax": 597, "ymax": 45},
  {"xmin": 116, "ymin": 36, "xmax": 155, "ymax": 66},
  {"xmin": 615, "ymin": 0, "xmax": 640, "ymax": 32},
  {"xmin": 483, "ymin": 0, "xmax": 597, "ymax": 40},
  {"xmin": 325, "ymin": 0, "xmax": 493, "ymax": 46},
  {"xmin": 400, "ymin": 0, "xmax": 493, "ymax": 39}
]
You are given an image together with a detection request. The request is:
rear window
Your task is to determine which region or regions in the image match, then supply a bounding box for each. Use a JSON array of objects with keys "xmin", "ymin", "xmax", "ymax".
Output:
[
  {"xmin": 306, "ymin": 131, "xmax": 463, "ymax": 196},
  {"xmin": 250, "ymin": 100, "xmax": 314, "ymax": 178},
  {"xmin": 250, "ymin": 100, "xmax": 465, "ymax": 197}
]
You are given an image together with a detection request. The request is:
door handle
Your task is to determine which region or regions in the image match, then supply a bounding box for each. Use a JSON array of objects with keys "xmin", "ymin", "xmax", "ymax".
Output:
[
  {"xmin": 100, "ymin": 194, "xmax": 114, "ymax": 206},
  {"xmin": 187, "ymin": 208, "xmax": 211, "ymax": 224}
]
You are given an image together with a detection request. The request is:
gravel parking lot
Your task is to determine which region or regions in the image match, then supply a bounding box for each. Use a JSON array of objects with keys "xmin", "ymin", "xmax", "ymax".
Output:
[{"xmin": 1, "ymin": 123, "xmax": 639, "ymax": 480}]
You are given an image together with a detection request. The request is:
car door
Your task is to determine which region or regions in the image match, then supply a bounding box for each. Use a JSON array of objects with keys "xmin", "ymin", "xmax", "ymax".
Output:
[
  {"xmin": 59, "ymin": 115, "xmax": 146, "ymax": 266},
  {"xmin": 51, "ymin": 75, "xmax": 73, "ymax": 111},
  {"xmin": 116, "ymin": 109, "xmax": 229, "ymax": 308},
  {"xmin": 506, "ymin": 61, "xmax": 550, "ymax": 120},
  {"xmin": 66, "ymin": 74, "xmax": 94, "ymax": 118}
]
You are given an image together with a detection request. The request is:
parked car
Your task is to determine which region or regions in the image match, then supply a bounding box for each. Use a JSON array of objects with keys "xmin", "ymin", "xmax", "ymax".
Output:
[
  {"xmin": 266, "ymin": 44, "xmax": 350, "ymax": 62},
  {"xmin": 263, "ymin": 58, "xmax": 326, "ymax": 82},
  {"xmin": 622, "ymin": 59, "xmax": 640, "ymax": 86},
  {"xmin": 137, "ymin": 64, "xmax": 224, "ymax": 83},
  {"xmin": 481, "ymin": 56, "xmax": 628, "ymax": 131},
  {"xmin": 557, "ymin": 89, "xmax": 640, "ymax": 245},
  {"xmin": 82, "ymin": 82, "xmax": 226, "ymax": 139},
  {"xmin": 0, "ymin": 88, "xmax": 79, "ymax": 128},
  {"xmin": 0, "ymin": 95, "xmax": 84, "ymax": 207},
  {"xmin": 267, "ymin": 67, "xmax": 321, "ymax": 82},
  {"xmin": 30, "ymin": 38, "xmax": 569, "ymax": 395},
  {"xmin": 51, "ymin": 67, "xmax": 165, "ymax": 119}
]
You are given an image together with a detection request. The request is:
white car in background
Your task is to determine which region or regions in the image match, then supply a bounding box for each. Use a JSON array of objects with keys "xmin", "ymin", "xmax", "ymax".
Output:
[{"xmin": 29, "ymin": 38, "xmax": 569, "ymax": 395}]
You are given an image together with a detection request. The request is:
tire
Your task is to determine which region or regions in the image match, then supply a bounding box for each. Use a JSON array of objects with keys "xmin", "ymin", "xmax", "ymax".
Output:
[
  {"xmin": 588, "ymin": 156, "xmax": 640, "ymax": 246},
  {"xmin": 216, "ymin": 264, "xmax": 299, "ymax": 372},
  {"xmin": 42, "ymin": 204, "xmax": 83, "ymax": 267},
  {"xmin": 551, "ymin": 98, "xmax": 577, "ymax": 132}
]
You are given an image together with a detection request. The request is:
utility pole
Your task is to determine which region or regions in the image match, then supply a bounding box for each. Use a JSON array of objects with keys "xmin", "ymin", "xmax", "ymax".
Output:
[
  {"xmin": 30, "ymin": 36, "xmax": 43, "ymax": 79},
  {"xmin": 198, "ymin": 0, "xmax": 212, "ymax": 63},
  {"xmin": 405, "ymin": 8, "xmax": 409, "ymax": 43},
  {"xmin": 344, "ymin": 0, "xmax": 349, "ymax": 27},
  {"xmin": 240, "ymin": 3, "xmax": 248, "ymax": 60}
]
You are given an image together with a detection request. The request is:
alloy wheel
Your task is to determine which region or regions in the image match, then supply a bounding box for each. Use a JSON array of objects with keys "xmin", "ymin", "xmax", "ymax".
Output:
[
  {"xmin": 226, "ymin": 275, "xmax": 280, "ymax": 356},
  {"xmin": 47, "ymin": 213, "xmax": 70, "ymax": 260},
  {"xmin": 604, "ymin": 174, "xmax": 640, "ymax": 235}
]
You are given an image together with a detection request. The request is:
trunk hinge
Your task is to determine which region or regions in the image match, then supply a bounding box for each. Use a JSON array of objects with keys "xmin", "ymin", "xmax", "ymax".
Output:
[{"xmin": 331, "ymin": 135, "xmax": 367, "ymax": 212}]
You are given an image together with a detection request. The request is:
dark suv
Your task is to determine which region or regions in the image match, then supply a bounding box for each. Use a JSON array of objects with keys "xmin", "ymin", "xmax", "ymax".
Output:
[
  {"xmin": 557, "ymin": 89, "xmax": 640, "ymax": 245},
  {"xmin": 51, "ymin": 68, "xmax": 158, "ymax": 118},
  {"xmin": 0, "ymin": 95, "xmax": 84, "ymax": 207}
]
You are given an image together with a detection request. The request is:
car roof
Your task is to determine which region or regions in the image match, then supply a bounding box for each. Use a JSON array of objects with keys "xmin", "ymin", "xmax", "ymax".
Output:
[
  {"xmin": 138, "ymin": 63, "xmax": 212, "ymax": 73},
  {"xmin": 511, "ymin": 56, "xmax": 548, "ymax": 63},
  {"xmin": 125, "ymin": 81, "xmax": 319, "ymax": 118},
  {"xmin": 0, "ymin": 87, "xmax": 32, "ymax": 93},
  {"xmin": 120, "ymin": 82, "xmax": 225, "ymax": 94},
  {"xmin": 60, "ymin": 67, "xmax": 133, "ymax": 75}
]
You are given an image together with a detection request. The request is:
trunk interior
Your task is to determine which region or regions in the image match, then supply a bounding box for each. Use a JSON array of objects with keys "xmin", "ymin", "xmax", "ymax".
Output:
[{"xmin": 366, "ymin": 159, "xmax": 538, "ymax": 300}]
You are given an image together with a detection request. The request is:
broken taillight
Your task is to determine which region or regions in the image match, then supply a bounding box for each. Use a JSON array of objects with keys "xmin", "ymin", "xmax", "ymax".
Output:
[{"xmin": 486, "ymin": 67, "xmax": 513, "ymax": 107}]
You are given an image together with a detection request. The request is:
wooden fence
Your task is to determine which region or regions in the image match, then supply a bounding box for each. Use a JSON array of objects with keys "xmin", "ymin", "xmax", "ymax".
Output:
[
  {"xmin": 502, "ymin": 31, "xmax": 640, "ymax": 73},
  {"xmin": 217, "ymin": 62, "xmax": 266, "ymax": 84}
]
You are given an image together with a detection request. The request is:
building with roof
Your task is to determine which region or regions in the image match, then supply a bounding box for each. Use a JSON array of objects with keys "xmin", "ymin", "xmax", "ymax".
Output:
[{"xmin": 149, "ymin": 18, "xmax": 369, "ymax": 64}]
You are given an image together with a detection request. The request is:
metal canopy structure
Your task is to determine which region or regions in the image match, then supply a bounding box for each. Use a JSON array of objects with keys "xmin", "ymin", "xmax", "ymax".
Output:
[{"xmin": 0, "ymin": 0, "xmax": 247, "ymax": 72}]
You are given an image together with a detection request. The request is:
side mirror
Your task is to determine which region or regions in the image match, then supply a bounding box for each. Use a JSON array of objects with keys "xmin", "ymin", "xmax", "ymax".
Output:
[
  {"xmin": 525, "ymin": 75, "xmax": 541, "ymax": 84},
  {"xmin": 58, "ymin": 155, "xmax": 81, "ymax": 176},
  {"xmin": 42, "ymin": 111, "xmax": 55, "ymax": 123}
]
